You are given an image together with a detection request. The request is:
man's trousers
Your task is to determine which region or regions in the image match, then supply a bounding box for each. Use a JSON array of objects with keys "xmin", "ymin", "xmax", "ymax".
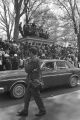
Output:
[{"xmin": 23, "ymin": 84, "xmax": 45, "ymax": 114}]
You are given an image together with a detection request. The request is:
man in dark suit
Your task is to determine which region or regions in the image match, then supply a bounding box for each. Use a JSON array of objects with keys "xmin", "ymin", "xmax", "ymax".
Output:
[
  {"xmin": 11, "ymin": 54, "xmax": 19, "ymax": 70},
  {"xmin": 17, "ymin": 47, "xmax": 46, "ymax": 117}
]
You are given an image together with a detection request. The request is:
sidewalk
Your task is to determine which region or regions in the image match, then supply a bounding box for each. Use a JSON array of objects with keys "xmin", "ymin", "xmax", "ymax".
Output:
[{"xmin": 0, "ymin": 90, "xmax": 80, "ymax": 120}]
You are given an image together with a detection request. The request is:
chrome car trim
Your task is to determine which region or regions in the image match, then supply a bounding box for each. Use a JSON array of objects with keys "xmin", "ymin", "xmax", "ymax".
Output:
[
  {"xmin": 9, "ymin": 80, "xmax": 26, "ymax": 91},
  {"xmin": 0, "ymin": 73, "xmax": 72, "ymax": 82},
  {"xmin": 0, "ymin": 77, "xmax": 26, "ymax": 82},
  {"xmin": 42, "ymin": 73, "xmax": 71, "ymax": 77}
]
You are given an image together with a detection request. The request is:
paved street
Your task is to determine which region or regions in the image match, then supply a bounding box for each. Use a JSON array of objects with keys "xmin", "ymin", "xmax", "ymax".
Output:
[
  {"xmin": 0, "ymin": 88, "xmax": 80, "ymax": 120},
  {"xmin": 0, "ymin": 85, "xmax": 80, "ymax": 108},
  {"xmin": 0, "ymin": 85, "xmax": 80, "ymax": 120}
]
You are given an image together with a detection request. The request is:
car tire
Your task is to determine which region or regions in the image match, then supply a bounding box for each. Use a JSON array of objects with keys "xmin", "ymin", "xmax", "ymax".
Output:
[
  {"xmin": 10, "ymin": 83, "xmax": 26, "ymax": 99},
  {"xmin": 69, "ymin": 76, "xmax": 78, "ymax": 87}
]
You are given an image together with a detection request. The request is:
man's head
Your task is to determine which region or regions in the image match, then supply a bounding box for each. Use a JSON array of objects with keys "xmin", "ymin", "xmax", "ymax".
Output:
[
  {"xmin": 14, "ymin": 54, "xmax": 17, "ymax": 57},
  {"xmin": 29, "ymin": 47, "xmax": 37, "ymax": 57}
]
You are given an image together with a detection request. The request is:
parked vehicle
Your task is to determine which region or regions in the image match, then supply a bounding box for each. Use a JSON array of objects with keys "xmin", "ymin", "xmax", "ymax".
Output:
[{"xmin": 0, "ymin": 59, "xmax": 80, "ymax": 99}]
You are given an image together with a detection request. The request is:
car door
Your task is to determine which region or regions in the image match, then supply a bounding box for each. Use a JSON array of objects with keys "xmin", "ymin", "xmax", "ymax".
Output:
[
  {"xmin": 41, "ymin": 61, "xmax": 59, "ymax": 88},
  {"xmin": 53, "ymin": 60, "xmax": 72, "ymax": 86}
]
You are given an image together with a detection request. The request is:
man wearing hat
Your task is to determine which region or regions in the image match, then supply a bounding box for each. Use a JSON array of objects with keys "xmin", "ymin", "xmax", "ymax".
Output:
[
  {"xmin": 11, "ymin": 54, "xmax": 19, "ymax": 70},
  {"xmin": 17, "ymin": 47, "xmax": 46, "ymax": 117},
  {"xmin": 4, "ymin": 53, "xmax": 12, "ymax": 70},
  {"xmin": 0, "ymin": 53, "xmax": 3, "ymax": 71}
]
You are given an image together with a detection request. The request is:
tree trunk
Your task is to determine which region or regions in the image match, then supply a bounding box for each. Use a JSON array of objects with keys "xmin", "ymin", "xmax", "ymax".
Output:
[
  {"xmin": 77, "ymin": 24, "xmax": 80, "ymax": 62},
  {"xmin": 7, "ymin": 31, "xmax": 10, "ymax": 41},
  {"xmin": 77, "ymin": 27, "xmax": 80, "ymax": 62},
  {"xmin": 6, "ymin": 24, "xmax": 10, "ymax": 41},
  {"xmin": 13, "ymin": 0, "xmax": 20, "ymax": 42},
  {"xmin": 13, "ymin": 14, "xmax": 19, "ymax": 42}
]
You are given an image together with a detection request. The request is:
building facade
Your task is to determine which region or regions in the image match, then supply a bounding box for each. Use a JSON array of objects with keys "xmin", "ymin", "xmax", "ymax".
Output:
[{"xmin": 18, "ymin": 36, "xmax": 54, "ymax": 46}]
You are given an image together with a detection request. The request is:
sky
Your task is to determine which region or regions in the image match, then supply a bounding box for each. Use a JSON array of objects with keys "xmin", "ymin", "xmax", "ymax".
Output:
[
  {"xmin": 49, "ymin": 3, "xmax": 64, "ymax": 16},
  {"xmin": 49, "ymin": 0, "xmax": 80, "ymax": 16}
]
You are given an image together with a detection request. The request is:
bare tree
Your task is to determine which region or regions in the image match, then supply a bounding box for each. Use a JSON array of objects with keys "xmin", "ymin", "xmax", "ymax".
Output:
[
  {"xmin": 52, "ymin": 0, "xmax": 80, "ymax": 61},
  {"xmin": 0, "ymin": 0, "xmax": 49, "ymax": 41},
  {"xmin": 0, "ymin": 0, "xmax": 14, "ymax": 41},
  {"xmin": 0, "ymin": 0, "xmax": 60, "ymax": 43},
  {"xmin": 13, "ymin": 0, "xmax": 49, "ymax": 42}
]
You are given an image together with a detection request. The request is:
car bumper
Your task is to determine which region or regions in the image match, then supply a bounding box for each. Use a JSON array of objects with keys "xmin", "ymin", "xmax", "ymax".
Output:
[{"xmin": 0, "ymin": 87, "xmax": 5, "ymax": 93}]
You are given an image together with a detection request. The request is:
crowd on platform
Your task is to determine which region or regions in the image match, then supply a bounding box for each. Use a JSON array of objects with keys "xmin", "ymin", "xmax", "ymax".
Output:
[
  {"xmin": 0, "ymin": 39, "xmax": 78, "ymax": 71},
  {"xmin": 19, "ymin": 22, "xmax": 49, "ymax": 39}
]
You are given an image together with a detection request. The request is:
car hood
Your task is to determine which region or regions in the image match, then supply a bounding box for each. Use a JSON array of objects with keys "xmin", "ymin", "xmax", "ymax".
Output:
[
  {"xmin": 66, "ymin": 67, "xmax": 80, "ymax": 75},
  {"xmin": 0, "ymin": 69, "xmax": 27, "ymax": 81},
  {"xmin": 70, "ymin": 67, "xmax": 80, "ymax": 71}
]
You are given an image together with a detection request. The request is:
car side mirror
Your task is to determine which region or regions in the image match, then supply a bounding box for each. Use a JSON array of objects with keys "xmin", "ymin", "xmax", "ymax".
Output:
[{"xmin": 41, "ymin": 67, "xmax": 46, "ymax": 71}]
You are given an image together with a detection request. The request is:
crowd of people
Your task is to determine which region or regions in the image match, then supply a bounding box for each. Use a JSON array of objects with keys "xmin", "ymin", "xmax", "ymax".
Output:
[
  {"xmin": 0, "ymin": 40, "xmax": 23, "ymax": 71},
  {"xmin": 0, "ymin": 39, "xmax": 78, "ymax": 71},
  {"xmin": 21, "ymin": 42, "xmax": 78, "ymax": 66}
]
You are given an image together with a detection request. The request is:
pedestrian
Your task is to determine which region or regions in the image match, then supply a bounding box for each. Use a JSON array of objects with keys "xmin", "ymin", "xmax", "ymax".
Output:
[
  {"xmin": 19, "ymin": 57, "xmax": 24, "ymax": 69},
  {"xmin": 17, "ymin": 47, "xmax": 46, "ymax": 117},
  {"xmin": 0, "ymin": 53, "xmax": 3, "ymax": 71},
  {"xmin": 11, "ymin": 54, "xmax": 19, "ymax": 70},
  {"xmin": 4, "ymin": 54, "xmax": 12, "ymax": 70}
]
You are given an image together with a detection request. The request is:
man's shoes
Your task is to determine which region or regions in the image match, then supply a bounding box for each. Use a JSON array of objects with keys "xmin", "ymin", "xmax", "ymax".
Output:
[
  {"xmin": 35, "ymin": 111, "xmax": 46, "ymax": 116},
  {"xmin": 17, "ymin": 110, "xmax": 28, "ymax": 116}
]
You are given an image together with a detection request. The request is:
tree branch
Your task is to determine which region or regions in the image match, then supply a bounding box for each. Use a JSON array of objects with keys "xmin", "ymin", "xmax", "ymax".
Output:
[
  {"xmin": 18, "ymin": 0, "xmax": 23, "ymax": 11},
  {"xmin": 75, "ymin": 2, "xmax": 80, "ymax": 17},
  {"xmin": 0, "ymin": 13, "xmax": 6, "ymax": 25},
  {"xmin": 57, "ymin": 0, "xmax": 71, "ymax": 18},
  {"xmin": 20, "ymin": 0, "xmax": 29, "ymax": 17},
  {"xmin": 10, "ymin": 19, "xmax": 14, "ymax": 36},
  {"xmin": 0, "ymin": 26, "xmax": 6, "ymax": 31},
  {"xmin": 29, "ymin": 0, "xmax": 37, "ymax": 12},
  {"xmin": 28, "ymin": 1, "xmax": 43, "ymax": 21},
  {"xmin": 0, "ymin": 20, "xmax": 6, "ymax": 27}
]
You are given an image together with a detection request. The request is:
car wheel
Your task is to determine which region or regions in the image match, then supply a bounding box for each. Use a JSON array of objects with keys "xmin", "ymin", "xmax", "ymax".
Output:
[
  {"xmin": 69, "ymin": 77, "xmax": 78, "ymax": 87},
  {"xmin": 10, "ymin": 83, "xmax": 26, "ymax": 99}
]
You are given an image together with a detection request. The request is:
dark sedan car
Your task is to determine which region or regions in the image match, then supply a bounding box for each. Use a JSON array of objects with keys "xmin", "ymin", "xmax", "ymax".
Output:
[{"xmin": 0, "ymin": 59, "xmax": 80, "ymax": 99}]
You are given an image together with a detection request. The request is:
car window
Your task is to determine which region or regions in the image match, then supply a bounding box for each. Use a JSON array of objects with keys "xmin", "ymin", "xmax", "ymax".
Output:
[
  {"xmin": 44, "ymin": 62, "xmax": 54, "ymax": 70},
  {"xmin": 56, "ymin": 61, "xmax": 68, "ymax": 69}
]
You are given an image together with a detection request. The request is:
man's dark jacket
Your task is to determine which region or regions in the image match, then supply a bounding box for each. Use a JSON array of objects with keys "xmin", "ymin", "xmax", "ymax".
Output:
[{"xmin": 24, "ymin": 57, "xmax": 44, "ymax": 88}]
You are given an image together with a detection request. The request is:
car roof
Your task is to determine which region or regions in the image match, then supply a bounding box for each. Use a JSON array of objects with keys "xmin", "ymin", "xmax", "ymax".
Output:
[{"xmin": 40, "ymin": 59, "xmax": 66, "ymax": 62}]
